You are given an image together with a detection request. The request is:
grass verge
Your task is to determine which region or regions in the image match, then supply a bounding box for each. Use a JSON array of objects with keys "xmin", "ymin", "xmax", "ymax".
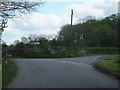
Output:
[
  {"xmin": 99, "ymin": 54, "xmax": 120, "ymax": 61},
  {"xmin": 0, "ymin": 70, "xmax": 2, "ymax": 89},
  {"xmin": 2, "ymin": 61, "xmax": 18, "ymax": 87},
  {"xmin": 95, "ymin": 60, "xmax": 120, "ymax": 78}
]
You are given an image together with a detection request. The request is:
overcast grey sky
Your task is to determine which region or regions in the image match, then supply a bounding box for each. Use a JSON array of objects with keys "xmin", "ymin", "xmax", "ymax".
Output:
[{"xmin": 2, "ymin": 0, "xmax": 119, "ymax": 45}]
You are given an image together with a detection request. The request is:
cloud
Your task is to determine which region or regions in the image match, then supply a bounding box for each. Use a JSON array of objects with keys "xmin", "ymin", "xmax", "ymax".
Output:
[
  {"xmin": 10, "ymin": 12, "xmax": 62, "ymax": 31},
  {"xmin": 64, "ymin": 0, "xmax": 118, "ymax": 19},
  {"xmin": 2, "ymin": 12, "xmax": 62, "ymax": 44}
]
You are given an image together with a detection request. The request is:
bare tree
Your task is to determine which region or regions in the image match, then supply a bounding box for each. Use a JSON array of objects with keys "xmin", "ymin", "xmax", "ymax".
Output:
[{"xmin": 0, "ymin": 0, "xmax": 43, "ymax": 33}]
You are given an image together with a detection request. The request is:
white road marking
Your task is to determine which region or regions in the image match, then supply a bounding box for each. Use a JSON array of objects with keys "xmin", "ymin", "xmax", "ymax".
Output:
[
  {"xmin": 61, "ymin": 61, "xmax": 93, "ymax": 69},
  {"xmin": 72, "ymin": 62, "xmax": 93, "ymax": 69},
  {"xmin": 15, "ymin": 59, "xmax": 93, "ymax": 69},
  {"xmin": 91, "ymin": 58, "xmax": 97, "ymax": 62},
  {"xmin": 62, "ymin": 61, "xmax": 66, "ymax": 63}
]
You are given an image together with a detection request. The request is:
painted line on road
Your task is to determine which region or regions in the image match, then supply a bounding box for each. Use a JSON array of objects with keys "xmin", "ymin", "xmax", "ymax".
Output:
[
  {"xmin": 91, "ymin": 58, "xmax": 97, "ymax": 62},
  {"xmin": 45, "ymin": 59, "xmax": 93, "ymax": 69},
  {"xmin": 44, "ymin": 59, "xmax": 93, "ymax": 69},
  {"xmin": 62, "ymin": 61, "xmax": 67, "ymax": 63},
  {"xmin": 15, "ymin": 59, "xmax": 93, "ymax": 69},
  {"xmin": 72, "ymin": 62, "xmax": 93, "ymax": 69},
  {"xmin": 61, "ymin": 61, "xmax": 93, "ymax": 69}
]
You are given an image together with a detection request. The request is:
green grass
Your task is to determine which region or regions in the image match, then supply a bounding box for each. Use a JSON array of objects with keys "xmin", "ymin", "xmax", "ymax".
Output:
[
  {"xmin": 100, "ymin": 54, "xmax": 120, "ymax": 60},
  {"xmin": 95, "ymin": 59, "xmax": 120, "ymax": 78},
  {"xmin": 0, "ymin": 70, "xmax": 2, "ymax": 89},
  {"xmin": 2, "ymin": 61, "xmax": 18, "ymax": 87}
]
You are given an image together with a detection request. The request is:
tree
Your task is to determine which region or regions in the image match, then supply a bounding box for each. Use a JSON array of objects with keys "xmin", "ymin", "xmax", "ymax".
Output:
[
  {"xmin": 21, "ymin": 37, "xmax": 28, "ymax": 44},
  {"xmin": 58, "ymin": 24, "xmax": 76, "ymax": 46},
  {"xmin": 13, "ymin": 39, "xmax": 20, "ymax": 45},
  {"xmin": 89, "ymin": 25, "xmax": 117, "ymax": 47},
  {"xmin": 2, "ymin": 42, "xmax": 8, "ymax": 56},
  {"xmin": 57, "ymin": 14, "xmax": 118, "ymax": 48},
  {"xmin": 0, "ymin": 0, "xmax": 43, "ymax": 60}
]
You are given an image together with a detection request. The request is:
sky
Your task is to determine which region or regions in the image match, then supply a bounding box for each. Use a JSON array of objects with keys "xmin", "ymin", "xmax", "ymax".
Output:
[{"xmin": 2, "ymin": 0, "xmax": 119, "ymax": 45}]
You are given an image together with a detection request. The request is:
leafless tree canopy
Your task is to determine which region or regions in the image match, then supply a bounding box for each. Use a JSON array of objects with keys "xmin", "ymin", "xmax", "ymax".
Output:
[
  {"xmin": 0, "ymin": 0, "xmax": 43, "ymax": 33},
  {"xmin": 0, "ymin": 0, "xmax": 43, "ymax": 19}
]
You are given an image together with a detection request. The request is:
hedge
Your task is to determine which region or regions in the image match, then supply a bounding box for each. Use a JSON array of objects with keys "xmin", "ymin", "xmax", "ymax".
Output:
[
  {"xmin": 14, "ymin": 46, "xmax": 119, "ymax": 58},
  {"xmin": 82, "ymin": 47, "xmax": 119, "ymax": 54}
]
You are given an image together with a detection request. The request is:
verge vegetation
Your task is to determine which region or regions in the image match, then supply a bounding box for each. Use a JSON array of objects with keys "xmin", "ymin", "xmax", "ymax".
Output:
[
  {"xmin": 0, "ymin": 69, "xmax": 2, "ymax": 88},
  {"xmin": 2, "ymin": 61, "xmax": 18, "ymax": 87},
  {"xmin": 95, "ymin": 55, "xmax": 120, "ymax": 78},
  {"xmin": 100, "ymin": 55, "xmax": 120, "ymax": 61}
]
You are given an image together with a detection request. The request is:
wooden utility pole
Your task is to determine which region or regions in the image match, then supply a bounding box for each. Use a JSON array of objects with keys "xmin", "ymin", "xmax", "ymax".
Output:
[{"xmin": 71, "ymin": 9, "xmax": 73, "ymax": 26}]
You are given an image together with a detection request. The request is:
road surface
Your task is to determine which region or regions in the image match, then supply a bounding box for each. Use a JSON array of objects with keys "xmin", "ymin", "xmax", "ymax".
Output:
[{"xmin": 6, "ymin": 56, "xmax": 119, "ymax": 88}]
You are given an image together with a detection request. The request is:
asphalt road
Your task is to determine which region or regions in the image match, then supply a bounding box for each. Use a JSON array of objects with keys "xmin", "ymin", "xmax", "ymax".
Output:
[{"xmin": 6, "ymin": 56, "xmax": 119, "ymax": 88}]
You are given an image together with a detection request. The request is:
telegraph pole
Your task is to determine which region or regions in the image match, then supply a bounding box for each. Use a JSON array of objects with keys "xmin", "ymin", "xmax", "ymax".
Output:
[{"xmin": 71, "ymin": 9, "xmax": 73, "ymax": 26}]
